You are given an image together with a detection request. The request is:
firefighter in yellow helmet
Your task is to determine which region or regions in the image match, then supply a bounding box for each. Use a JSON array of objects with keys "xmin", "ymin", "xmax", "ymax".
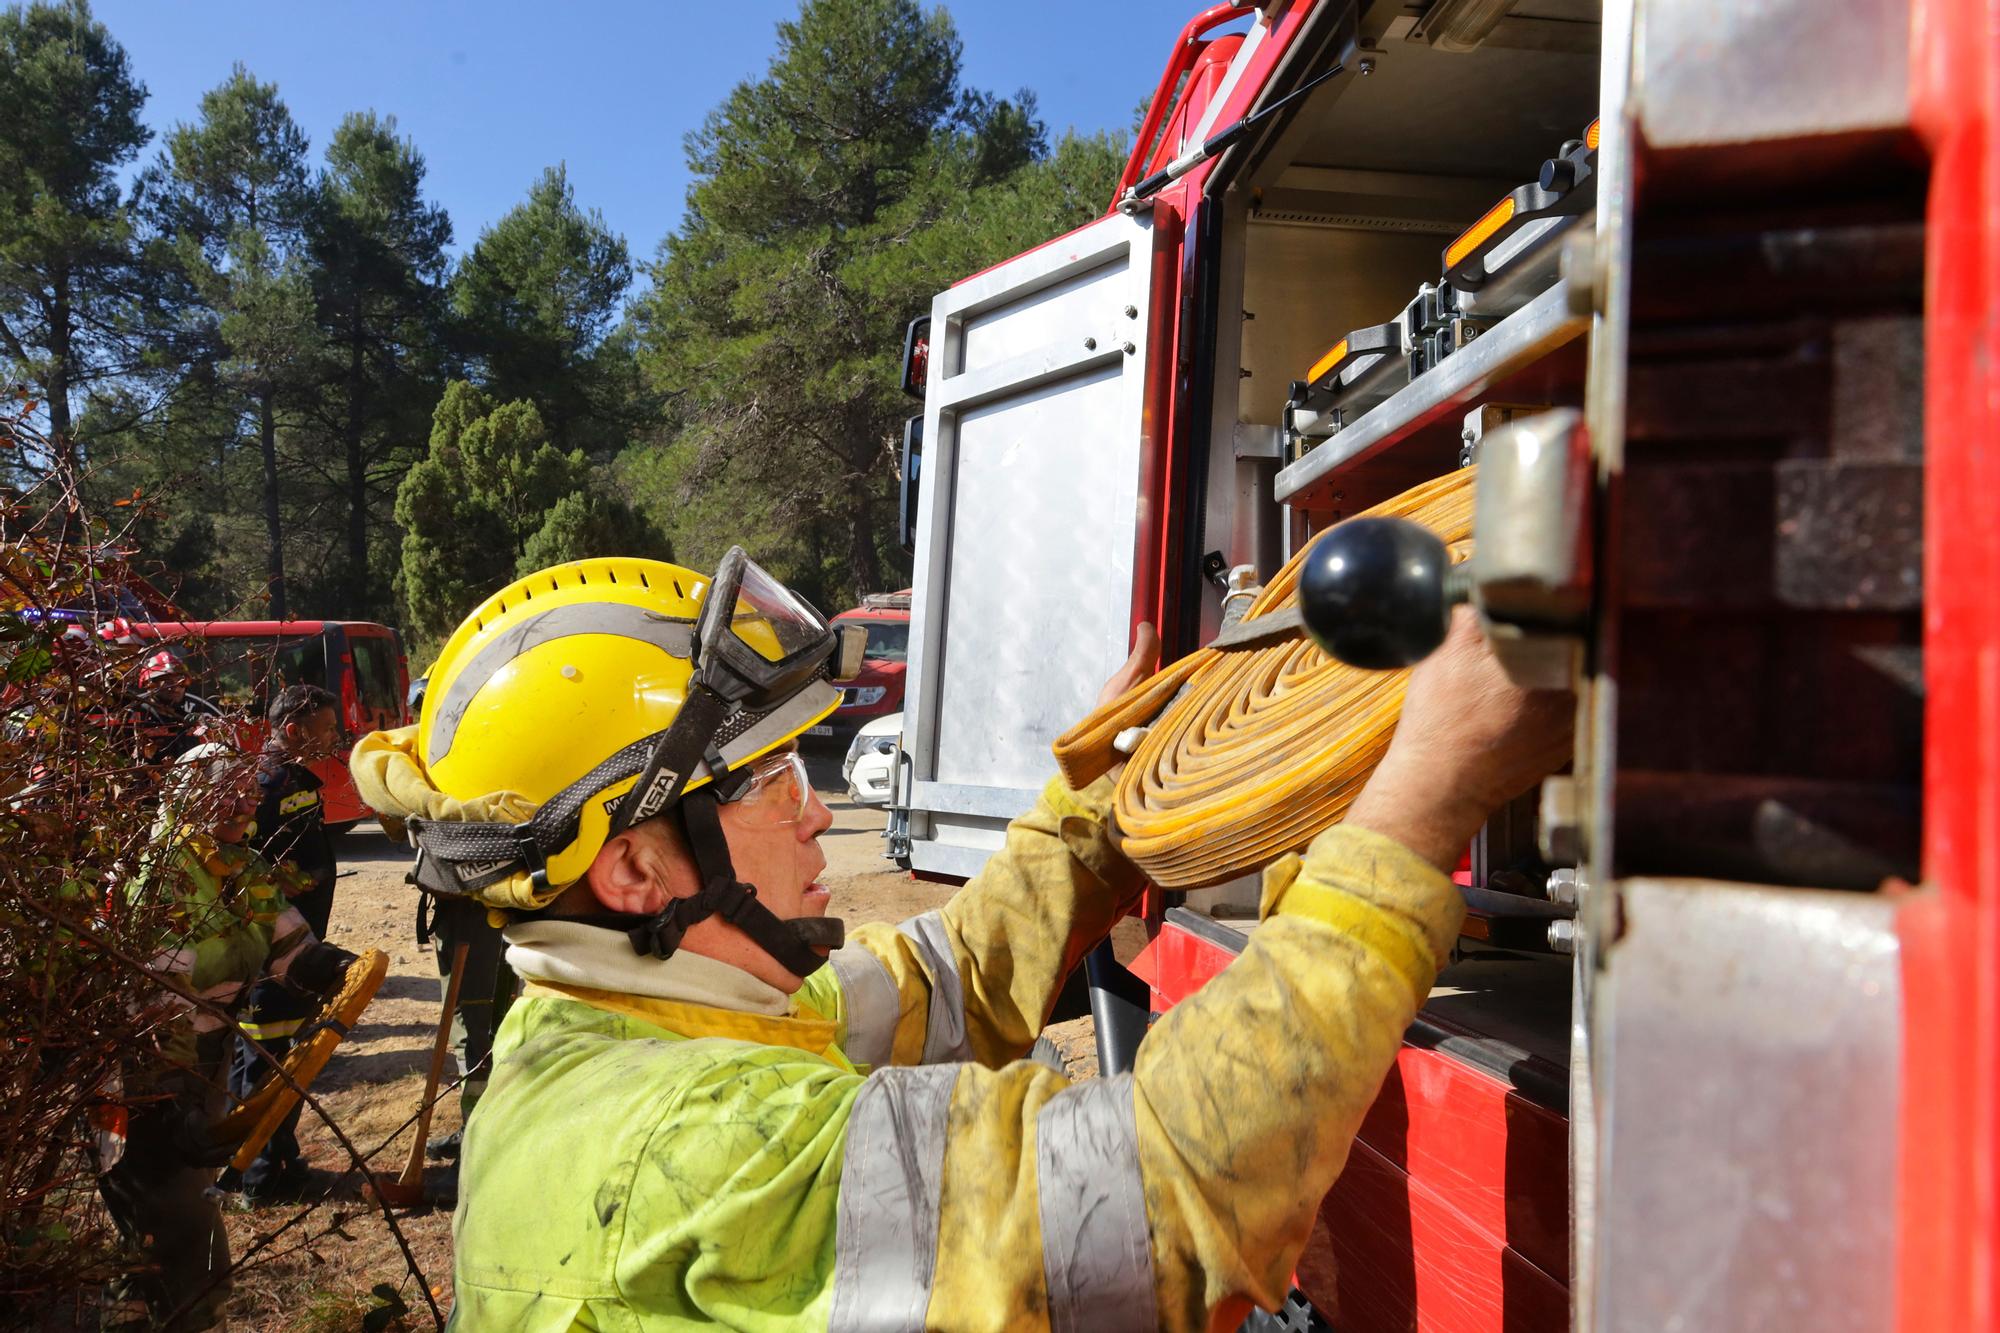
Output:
[{"xmin": 352, "ymin": 549, "xmax": 1567, "ymax": 1332}]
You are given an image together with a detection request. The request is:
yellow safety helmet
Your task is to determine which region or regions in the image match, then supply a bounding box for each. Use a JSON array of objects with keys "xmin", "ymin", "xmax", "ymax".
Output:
[{"xmin": 408, "ymin": 550, "xmax": 866, "ymax": 914}]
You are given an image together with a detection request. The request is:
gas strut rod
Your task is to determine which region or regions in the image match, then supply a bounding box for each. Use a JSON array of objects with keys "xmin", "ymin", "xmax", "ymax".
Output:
[{"xmin": 1119, "ymin": 59, "xmax": 1346, "ymax": 210}]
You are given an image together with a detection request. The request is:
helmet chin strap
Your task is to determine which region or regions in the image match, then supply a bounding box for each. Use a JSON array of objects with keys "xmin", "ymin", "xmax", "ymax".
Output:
[{"xmin": 604, "ymin": 788, "xmax": 842, "ymax": 979}]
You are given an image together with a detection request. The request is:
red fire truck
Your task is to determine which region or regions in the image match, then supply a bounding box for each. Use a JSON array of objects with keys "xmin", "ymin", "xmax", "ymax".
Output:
[
  {"xmin": 891, "ymin": 0, "xmax": 1999, "ymax": 1328},
  {"xmin": 117, "ymin": 618, "xmax": 411, "ymax": 828}
]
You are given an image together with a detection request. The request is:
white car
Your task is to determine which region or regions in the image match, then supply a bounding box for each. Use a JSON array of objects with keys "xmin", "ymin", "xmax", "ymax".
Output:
[{"xmin": 841, "ymin": 713, "xmax": 901, "ymax": 806}]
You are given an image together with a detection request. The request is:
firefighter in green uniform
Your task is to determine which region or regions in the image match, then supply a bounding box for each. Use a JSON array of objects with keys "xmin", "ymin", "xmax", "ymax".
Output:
[
  {"xmin": 352, "ymin": 552, "xmax": 1567, "ymax": 1332},
  {"xmin": 99, "ymin": 743, "xmax": 357, "ymax": 1331}
]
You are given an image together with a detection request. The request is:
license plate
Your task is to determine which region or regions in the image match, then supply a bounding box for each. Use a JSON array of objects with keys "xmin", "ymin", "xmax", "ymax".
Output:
[{"xmin": 806, "ymin": 725, "xmax": 835, "ymax": 737}]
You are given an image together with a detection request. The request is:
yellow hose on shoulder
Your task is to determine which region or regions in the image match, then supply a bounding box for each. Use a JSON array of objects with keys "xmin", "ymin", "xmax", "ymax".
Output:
[{"xmin": 1053, "ymin": 468, "xmax": 1475, "ymax": 889}]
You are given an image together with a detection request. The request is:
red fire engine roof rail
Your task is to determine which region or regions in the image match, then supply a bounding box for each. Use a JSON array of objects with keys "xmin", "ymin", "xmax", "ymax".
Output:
[{"xmin": 1116, "ymin": 1, "xmax": 1256, "ymax": 205}]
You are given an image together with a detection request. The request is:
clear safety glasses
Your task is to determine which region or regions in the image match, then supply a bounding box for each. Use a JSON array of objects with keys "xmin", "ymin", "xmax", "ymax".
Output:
[{"xmin": 721, "ymin": 750, "xmax": 814, "ymax": 827}]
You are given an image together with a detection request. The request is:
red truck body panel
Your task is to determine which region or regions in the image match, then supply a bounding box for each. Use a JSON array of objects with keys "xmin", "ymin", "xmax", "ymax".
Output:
[{"xmin": 1899, "ymin": 0, "xmax": 2000, "ymax": 1327}]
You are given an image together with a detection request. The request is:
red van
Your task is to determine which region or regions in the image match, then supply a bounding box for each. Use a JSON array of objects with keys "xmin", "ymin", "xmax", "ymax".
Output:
[
  {"xmin": 815, "ymin": 591, "xmax": 911, "ymax": 737},
  {"xmin": 121, "ymin": 619, "xmax": 410, "ymax": 829}
]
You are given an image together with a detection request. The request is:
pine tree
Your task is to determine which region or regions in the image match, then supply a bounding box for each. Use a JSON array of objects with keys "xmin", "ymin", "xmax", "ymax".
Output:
[
  {"xmin": 451, "ymin": 165, "xmax": 634, "ymax": 455},
  {"xmin": 139, "ymin": 65, "xmax": 317, "ymax": 617},
  {"xmin": 396, "ymin": 380, "xmax": 667, "ymax": 650},
  {"xmin": 516, "ymin": 489, "xmax": 671, "ymax": 576},
  {"xmin": 0, "ymin": 0, "xmax": 153, "ymax": 482},
  {"xmin": 627, "ymin": 0, "xmax": 1119, "ymax": 609},
  {"xmin": 307, "ymin": 111, "xmax": 452, "ymax": 617}
]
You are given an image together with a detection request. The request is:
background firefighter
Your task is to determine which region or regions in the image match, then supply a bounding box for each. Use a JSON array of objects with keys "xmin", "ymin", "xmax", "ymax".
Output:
[
  {"xmin": 97, "ymin": 743, "xmax": 358, "ymax": 1331},
  {"xmin": 222, "ymin": 684, "xmax": 343, "ymax": 1202}
]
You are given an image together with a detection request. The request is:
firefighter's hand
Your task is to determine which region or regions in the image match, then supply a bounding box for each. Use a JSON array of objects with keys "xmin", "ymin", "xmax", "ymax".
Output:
[
  {"xmin": 287, "ymin": 942, "xmax": 360, "ymax": 999},
  {"xmin": 170, "ymin": 1104, "xmax": 235, "ymax": 1169},
  {"xmin": 1097, "ymin": 622, "xmax": 1161, "ymax": 708},
  {"xmin": 1092, "ymin": 624, "xmax": 1159, "ymax": 859},
  {"xmin": 1345, "ymin": 608, "xmax": 1574, "ymax": 871}
]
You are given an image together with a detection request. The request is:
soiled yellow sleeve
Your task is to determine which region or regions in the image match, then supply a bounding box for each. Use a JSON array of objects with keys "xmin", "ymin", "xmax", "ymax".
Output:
[
  {"xmin": 847, "ymin": 774, "xmax": 1145, "ymax": 1068},
  {"xmin": 871, "ymin": 823, "xmax": 1459, "ymax": 1332},
  {"xmin": 1133, "ymin": 824, "xmax": 1462, "ymax": 1329}
]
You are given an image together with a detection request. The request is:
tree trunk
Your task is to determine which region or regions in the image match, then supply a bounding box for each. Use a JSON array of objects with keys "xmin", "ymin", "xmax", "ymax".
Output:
[
  {"xmin": 260, "ymin": 389, "xmax": 288, "ymax": 619},
  {"xmin": 47, "ymin": 281, "xmax": 77, "ymax": 516},
  {"xmin": 344, "ymin": 327, "xmax": 368, "ymax": 618},
  {"xmin": 845, "ymin": 475, "xmax": 883, "ymax": 599}
]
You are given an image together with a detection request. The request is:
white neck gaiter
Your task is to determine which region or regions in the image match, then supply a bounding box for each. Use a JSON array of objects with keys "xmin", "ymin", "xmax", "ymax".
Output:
[{"xmin": 502, "ymin": 918, "xmax": 791, "ymax": 1016}]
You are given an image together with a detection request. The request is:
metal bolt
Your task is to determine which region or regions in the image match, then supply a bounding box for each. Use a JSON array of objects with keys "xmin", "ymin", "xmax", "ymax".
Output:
[
  {"xmin": 1547, "ymin": 919, "xmax": 1577, "ymax": 954},
  {"xmin": 1083, "ymin": 336, "xmax": 1098, "ymax": 350},
  {"xmin": 1545, "ymin": 868, "xmax": 1579, "ymax": 906},
  {"xmin": 1124, "ymin": 305, "xmax": 1138, "ymax": 318},
  {"xmin": 561, "ymin": 665, "xmax": 580, "ymax": 681},
  {"xmin": 1123, "ymin": 342, "xmax": 1137, "ymax": 355},
  {"xmin": 1358, "ymin": 56, "xmax": 1376, "ymax": 75}
]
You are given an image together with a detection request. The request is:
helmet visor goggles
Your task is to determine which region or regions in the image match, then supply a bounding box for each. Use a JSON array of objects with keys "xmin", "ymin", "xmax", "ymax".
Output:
[{"xmin": 694, "ymin": 547, "xmax": 866, "ymax": 705}]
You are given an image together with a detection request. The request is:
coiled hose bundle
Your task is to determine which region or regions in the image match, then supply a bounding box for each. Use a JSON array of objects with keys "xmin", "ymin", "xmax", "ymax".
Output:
[{"xmin": 1053, "ymin": 467, "xmax": 1474, "ymax": 889}]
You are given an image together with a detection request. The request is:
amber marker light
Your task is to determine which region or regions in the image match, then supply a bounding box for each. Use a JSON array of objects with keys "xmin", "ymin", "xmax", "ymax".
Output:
[
  {"xmin": 1445, "ymin": 195, "xmax": 1518, "ymax": 271},
  {"xmin": 1307, "ymin": 338, "xmax": 1350, "ymax": 386},
  {"xmin": 1585, "ymin": 118, "xmax": 1600, "ymax": 150}
]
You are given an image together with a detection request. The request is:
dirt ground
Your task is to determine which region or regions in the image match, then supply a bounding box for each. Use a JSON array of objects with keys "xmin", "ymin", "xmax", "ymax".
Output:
[{"xmin": 219, "ymin": 749, "xmax": 1128, "ymax": 1330}]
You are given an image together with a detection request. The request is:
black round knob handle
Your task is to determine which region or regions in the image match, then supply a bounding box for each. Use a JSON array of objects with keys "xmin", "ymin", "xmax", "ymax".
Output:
[{"xmin": 1298, "ymin": 517, "xmax": 1454, "ymax": 670}]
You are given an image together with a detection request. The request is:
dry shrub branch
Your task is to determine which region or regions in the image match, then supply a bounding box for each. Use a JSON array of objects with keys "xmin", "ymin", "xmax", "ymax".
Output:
[{"xmin": 0, "ymin": 391, "xmax": 437, "ymax": 1330}]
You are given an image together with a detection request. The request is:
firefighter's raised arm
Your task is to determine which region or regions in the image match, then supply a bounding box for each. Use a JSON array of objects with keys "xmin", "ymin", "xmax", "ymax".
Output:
[
  {"xmin": 809, "ymin": 624, "xmax": 1163, "ymax": 1068},
  {"xmin": 797, "ymin": 605, "xmax": 1572, "ymax": 1330},
  {"xmin": 1125, "ymin": 606, "xmax": 1573, "ymax": 1323}
]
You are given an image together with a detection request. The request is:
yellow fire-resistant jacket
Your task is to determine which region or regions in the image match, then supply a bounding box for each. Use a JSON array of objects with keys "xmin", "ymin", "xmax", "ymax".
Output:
[
  {"xmin": 130, "ymin": 833, "xmax": 317, "ymax": 1068},
  {"xmin": 449, "ymin": 775, "xmax": 1462, "ymax": 1332}
]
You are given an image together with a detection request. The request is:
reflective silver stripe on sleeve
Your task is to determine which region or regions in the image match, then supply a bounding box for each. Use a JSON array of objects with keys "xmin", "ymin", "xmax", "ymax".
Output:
[
  {"xmin": 1036, "ymin": 1073, "xmax": 1158, "ymax": 1333},
  {"xmin": 828, "ymin": 944, "xmax": 902, "ymax": 1070},
  {"xmin": 830, "ymin": 1063, "xmax": 959, "ymax": 1333},
  {"xmin": 896, "ymin": 910, "xmax": 973, "ymax": 1064}
]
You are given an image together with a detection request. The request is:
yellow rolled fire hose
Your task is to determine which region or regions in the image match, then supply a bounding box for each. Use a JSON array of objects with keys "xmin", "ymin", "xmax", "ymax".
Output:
[{"xmin": 1053, "ymin": 468, "xmax": 1474, "ymax": 889}]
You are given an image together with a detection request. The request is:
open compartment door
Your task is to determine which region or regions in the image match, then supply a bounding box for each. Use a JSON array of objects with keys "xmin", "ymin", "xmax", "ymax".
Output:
[{"xmin": 901, "ymin": 211, "xmax": 1162, "ymax": 878}]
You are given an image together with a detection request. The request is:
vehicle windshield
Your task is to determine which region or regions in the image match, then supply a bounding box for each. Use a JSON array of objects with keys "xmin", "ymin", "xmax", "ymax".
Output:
[
  {"xmin": 349, "ymin": 633, "xmax": 401, "ymax": 715},
  {"xmin": 850, "ymin": 620, "xmax": 909, "ymax": 663},
  {"xmin": 195, "ymin": 633, "xmax": 329, "ymax": 710}
]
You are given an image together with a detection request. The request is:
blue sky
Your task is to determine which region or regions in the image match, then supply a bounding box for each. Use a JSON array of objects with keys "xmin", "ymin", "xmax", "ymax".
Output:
[{"xmin": 94, "ymin": 0, "xmax": 1207, "ymax": 264}]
